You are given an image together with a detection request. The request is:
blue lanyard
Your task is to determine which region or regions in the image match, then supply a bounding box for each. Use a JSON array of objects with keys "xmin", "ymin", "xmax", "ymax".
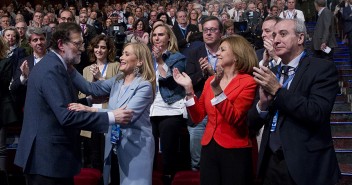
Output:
[
  {"xmin": 101, "ymin": 63, "xmax": 108, "ymax": 77},
  {"xmin": 270, "ymin": 51, "xmax": 306, "ymax": 132}
]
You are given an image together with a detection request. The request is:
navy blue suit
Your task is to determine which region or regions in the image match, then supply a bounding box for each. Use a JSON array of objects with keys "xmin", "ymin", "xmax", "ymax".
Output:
[
  {"xmin": 248, "ymin": 56, "xmax": 341, "ymax": 185},
  {"xmin": 14, "ymin": 51, "xmax": 110, "ymax": 178}
]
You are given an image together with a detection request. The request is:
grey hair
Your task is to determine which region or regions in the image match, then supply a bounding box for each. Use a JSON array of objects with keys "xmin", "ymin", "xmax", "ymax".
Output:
[
  {"xmin": 25, "ymin": 26, "xmax": 46, "ymax": 41},
  {"xmin": 314, "ymin": 0, "xmax": 326, "ymax": 7},
  {"xmin": 293, "ymin": 19, "xmax": 307, "ymax": 40}
]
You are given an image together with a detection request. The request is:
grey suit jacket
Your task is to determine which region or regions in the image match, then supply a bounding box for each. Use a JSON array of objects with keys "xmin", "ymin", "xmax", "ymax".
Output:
[
  {"xmin": 14, "ymin": 51, "xmax": 110, "ymax": 178},
  {"xmin": 313, "ymin": 8, "xmax": 337, "ymax": 50},
  {"xmin": 70, "ymin": 71, "xmax": 155, "ymax": 185}
]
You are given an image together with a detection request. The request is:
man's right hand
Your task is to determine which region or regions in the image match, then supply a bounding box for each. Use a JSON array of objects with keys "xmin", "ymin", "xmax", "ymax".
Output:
[
  {"xmin": 112, "ymin": 106, "xmax": 133, "ymax": 124},
  {"xmin": 20, "ymin": 60, "xmax": 30, "ymax": 78},
  {"xmin": 199, "ymin": 57, "xmax": 214, "ymax": 76}
]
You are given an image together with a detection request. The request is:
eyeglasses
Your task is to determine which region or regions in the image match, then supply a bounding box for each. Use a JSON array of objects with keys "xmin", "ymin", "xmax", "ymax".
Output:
[
  {"xmin": 68, "ymin": 41, "xmax": 85, "ymax": 50},
  {"xmin": 203, "ymin": 28, "xmax": 219, "ymax": 34}
]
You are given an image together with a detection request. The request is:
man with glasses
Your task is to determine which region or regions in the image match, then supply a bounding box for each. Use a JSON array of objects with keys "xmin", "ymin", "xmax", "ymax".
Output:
[
  {"xmin": 14, "ymin": 22, "xmax": 127, "ymax": 185},
  {"xmin": 184, "ymin": 16, "xmax": 223, "ymax": 171}
]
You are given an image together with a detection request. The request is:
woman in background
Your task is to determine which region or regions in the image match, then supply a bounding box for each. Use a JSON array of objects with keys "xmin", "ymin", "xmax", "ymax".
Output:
[
  {"xmin": 78, "ymin": 34, "xmax": 119, "ymax": 171},
  {"xmin": 189, "ymin": 9, "xmax": 199, "ymax": 26},
  {"xmin": 126, "ymin": 19, "xmax": 149, "ymax": 44},
  {"xmin": 2, "ymin": 27, "xmax": 26, "ymax": 74},
  {"xmin": 150, "ymin": 24, "xmax": 187, "ymax": 185}
]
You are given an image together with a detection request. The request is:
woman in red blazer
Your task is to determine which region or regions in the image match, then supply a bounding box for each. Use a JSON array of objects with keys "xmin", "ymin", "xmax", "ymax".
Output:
[{"xmin": 173, "ymin": 35, "xmax": 258, "ymax": 185}]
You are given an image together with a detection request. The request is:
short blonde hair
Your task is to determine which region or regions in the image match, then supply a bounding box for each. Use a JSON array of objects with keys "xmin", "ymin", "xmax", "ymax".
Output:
[
  {"xmin": 123, "ymin": 42, "xmax": 156, "ymax": 96},
  {"xmin": 221, "ymin": 35, "xmax": 258, "ymax": 74},
  {"xmin": 150, "ymin": 24, "xmax": 179, "ymax": 53}
]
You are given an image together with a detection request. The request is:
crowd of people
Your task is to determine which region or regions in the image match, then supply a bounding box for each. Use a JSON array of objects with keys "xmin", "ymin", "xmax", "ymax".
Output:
[{"xmin": 0, "ymin": 0, "xmax": 350, "ymax": 185}]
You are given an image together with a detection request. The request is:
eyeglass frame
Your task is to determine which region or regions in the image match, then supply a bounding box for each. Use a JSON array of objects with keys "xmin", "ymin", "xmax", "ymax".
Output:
[
  {"xmin": 203, "ymin": 27, "xmax": 219, "ymax": 34},
  {"xmin": 67, "ymin": 40, "xmax": 85, "ymax": 50}
]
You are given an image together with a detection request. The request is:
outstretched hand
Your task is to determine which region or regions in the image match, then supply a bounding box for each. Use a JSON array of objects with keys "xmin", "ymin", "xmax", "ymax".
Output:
[
  {"xmin": 173, "ymin": 68, "xmax": 192, "ymax": 90},
  {"xmin": 68, "ymin": 103, "xmax": 97, "ymax": 112}
]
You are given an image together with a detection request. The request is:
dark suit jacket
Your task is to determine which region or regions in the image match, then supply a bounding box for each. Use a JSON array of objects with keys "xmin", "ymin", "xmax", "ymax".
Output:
[
  {"xmin": 248, "ymin": 56, "xmax": 341, "ymax": 185},
  {"xmin": 14, "ymin": 51, "xmax": 110, "ymax": 178},
  {"xmin": 342, "ymin": 5, "xmax": 352, "ymax": 33},
  {"xmin": 11, "ymin": 47, "xmax": 27, "ymax": 75},
  {"xmin": 313, "ymin": 8, "xmax": 338, "ymax": 50},
  {"xmin": 0, "ymin": 56, "xmax": 18, "ymax": 126},
  {"xmin": 10, "ymin": 55, "xmax": 35, "ymax": 117},
  {"xmin": 184, "ymin": 44, "xmax": 208, "ymax": 97},
  {"xmin": 256, "ymin": 48, "xmax": 265, "ymax": 62},
  {"xmin": 172, "ymin": 23, "xmax": 199, "ymax": 52}
]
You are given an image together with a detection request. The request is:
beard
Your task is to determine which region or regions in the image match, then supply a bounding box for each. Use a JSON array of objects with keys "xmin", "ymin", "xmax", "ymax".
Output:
[{"xmin": 64, "ymin": 53, "xmax": 81, "ymax": 65}]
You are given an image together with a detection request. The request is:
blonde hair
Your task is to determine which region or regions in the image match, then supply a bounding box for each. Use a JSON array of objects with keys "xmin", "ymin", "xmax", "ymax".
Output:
[
  {"xmin": 0, "ymin": 37, "xmax": 9, "ymax": 59},
  {"xmin": 221, "ymin": 35, "xmax": 258, "ymax": 74},
  {"xmin": 123, "ymin": 42, "xmax": 156, "ymax": 97},
  {"xmin": 150, "ymin": 24, "xmax": 179, "ymax": 53}
]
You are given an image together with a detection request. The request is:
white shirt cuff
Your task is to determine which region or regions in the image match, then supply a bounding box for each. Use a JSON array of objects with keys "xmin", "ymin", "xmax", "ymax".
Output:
[
  {"xmin": 259, "ymin": 59, "xmax": 264, "ymax": 67},
  {"xmin": 256, "ymin": 102, "xmax": 269, "ymax": 118},
  {"xmin": 20, "ymin": 74, "xmax": 27, "ymax": 84},
  {"xmin": 185, "ymin": 97, "xmax": 195, "ymax": 107},
  {"xmin": 107, "ymin": 112, "xmax": 115, "ymax": 124},
  {"xmin": 211, "ymin": 92, "xmax": 226, "ymax": 106}
]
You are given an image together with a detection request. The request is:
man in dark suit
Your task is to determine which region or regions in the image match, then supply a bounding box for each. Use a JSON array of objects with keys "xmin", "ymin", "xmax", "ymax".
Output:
[
  {"xmin": 184, "ymin": 16, "xmax": 223, "ymax": 171},
  {"xmin": 342, "ymin": 0, "xmax": 352, "ymax": 63},
  {"xmin": 76, "ymin": 12, "xmax": 97, "ymax": 74},
  {"xmin": 249, "ymin": 19, "xmax": 341, "ymax": 185},
  {"xmin": 10, "ymin": 27, "xmax": 47, "ymax": 122},
  {"xmin": 256, "ymin": 16, "xmax": 282, "ymax": 68},
  {"xmin": 312, "ymin": 0, "xmax": 337, "ymax": 60},
  {"xmin": 14, "ymin": 22, "xmax": 132, "ymax": 185},
  {"xmin": 172, "ymin": 10, "xmax": 200, "ymax": 54}
]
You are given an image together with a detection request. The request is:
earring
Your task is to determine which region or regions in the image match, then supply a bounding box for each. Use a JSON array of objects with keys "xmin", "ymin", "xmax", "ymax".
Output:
[{"xmin": 133, "ymin": 67, "xmax": 141, "ymax": 77}]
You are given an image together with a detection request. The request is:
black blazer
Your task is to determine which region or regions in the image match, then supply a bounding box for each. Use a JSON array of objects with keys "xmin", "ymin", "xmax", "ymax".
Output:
[
  {"xmin": 248, "ymin": 56, "xmax": 341, "ymax": 185},
  {"xmin": 10, "ymin": 55, "xmax": 35, "ymax": 111},
  {"xmin": 0, "ymin": 56, "xmax": 18, "ymax": 126},
  {"xmin": 172, "ymin": 23, "xmax": 199, "ymax": 52},
  {"xmin": 184, "ymin": 44, "xmax": 207, "ymax": 97}
]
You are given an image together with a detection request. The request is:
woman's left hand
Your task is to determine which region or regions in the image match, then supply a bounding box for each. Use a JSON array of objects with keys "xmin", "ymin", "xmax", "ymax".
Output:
[
  {"xmin": 89, "ymin": 64, "xmax": 103, "ymax": 80},
  {"xmin": 68, "ymin": 103, "xmax": 97, "ymax": 112},
  {"xmin": 210, "ymin": 66, "xmax": 224, "ymax": 96},
  {"xmin": 210, "ymin": 66, "xmax": 224, "ymax": 88}
]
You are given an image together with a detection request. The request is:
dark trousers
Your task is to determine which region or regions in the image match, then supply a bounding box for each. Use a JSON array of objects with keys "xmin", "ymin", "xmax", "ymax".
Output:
[
  {"xmin": 347, "ymin": 31, "xmax": 352, "ymax": 63},
  {"xmin": 262, "ymin": 150, "xmax": 296, "ymax": 185},
  {"xmin": 200, "ymin": 139, "xmax": 253, "ymax": 185},
  {"xmin": 151, "ymin": 115, "xmax": 186, "ymax": 176},
  {"xmin": 25, "ymin": 174, "xmax": 74, "ymax": 185}
]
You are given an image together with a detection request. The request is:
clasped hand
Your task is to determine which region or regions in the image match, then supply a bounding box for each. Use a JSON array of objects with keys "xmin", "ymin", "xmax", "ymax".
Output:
[{"xmin": 68, "ymin": 103, "xmax": 133, "ymax": 124}]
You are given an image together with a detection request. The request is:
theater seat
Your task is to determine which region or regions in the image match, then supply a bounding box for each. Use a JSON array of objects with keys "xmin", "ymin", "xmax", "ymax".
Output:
[
  {"xmin": 74, "ymin": 168, "xmax": 101, "ymax": 185},
  {"xmin": 171, "ymin": 170, "xmax": 200, "ymax": 185}
]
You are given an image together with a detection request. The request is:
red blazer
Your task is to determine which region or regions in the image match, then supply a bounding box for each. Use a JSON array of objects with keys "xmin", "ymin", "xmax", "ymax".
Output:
[{"xmin": 188, "ymin": 73, "xmax": 257, "ymax": 148}]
